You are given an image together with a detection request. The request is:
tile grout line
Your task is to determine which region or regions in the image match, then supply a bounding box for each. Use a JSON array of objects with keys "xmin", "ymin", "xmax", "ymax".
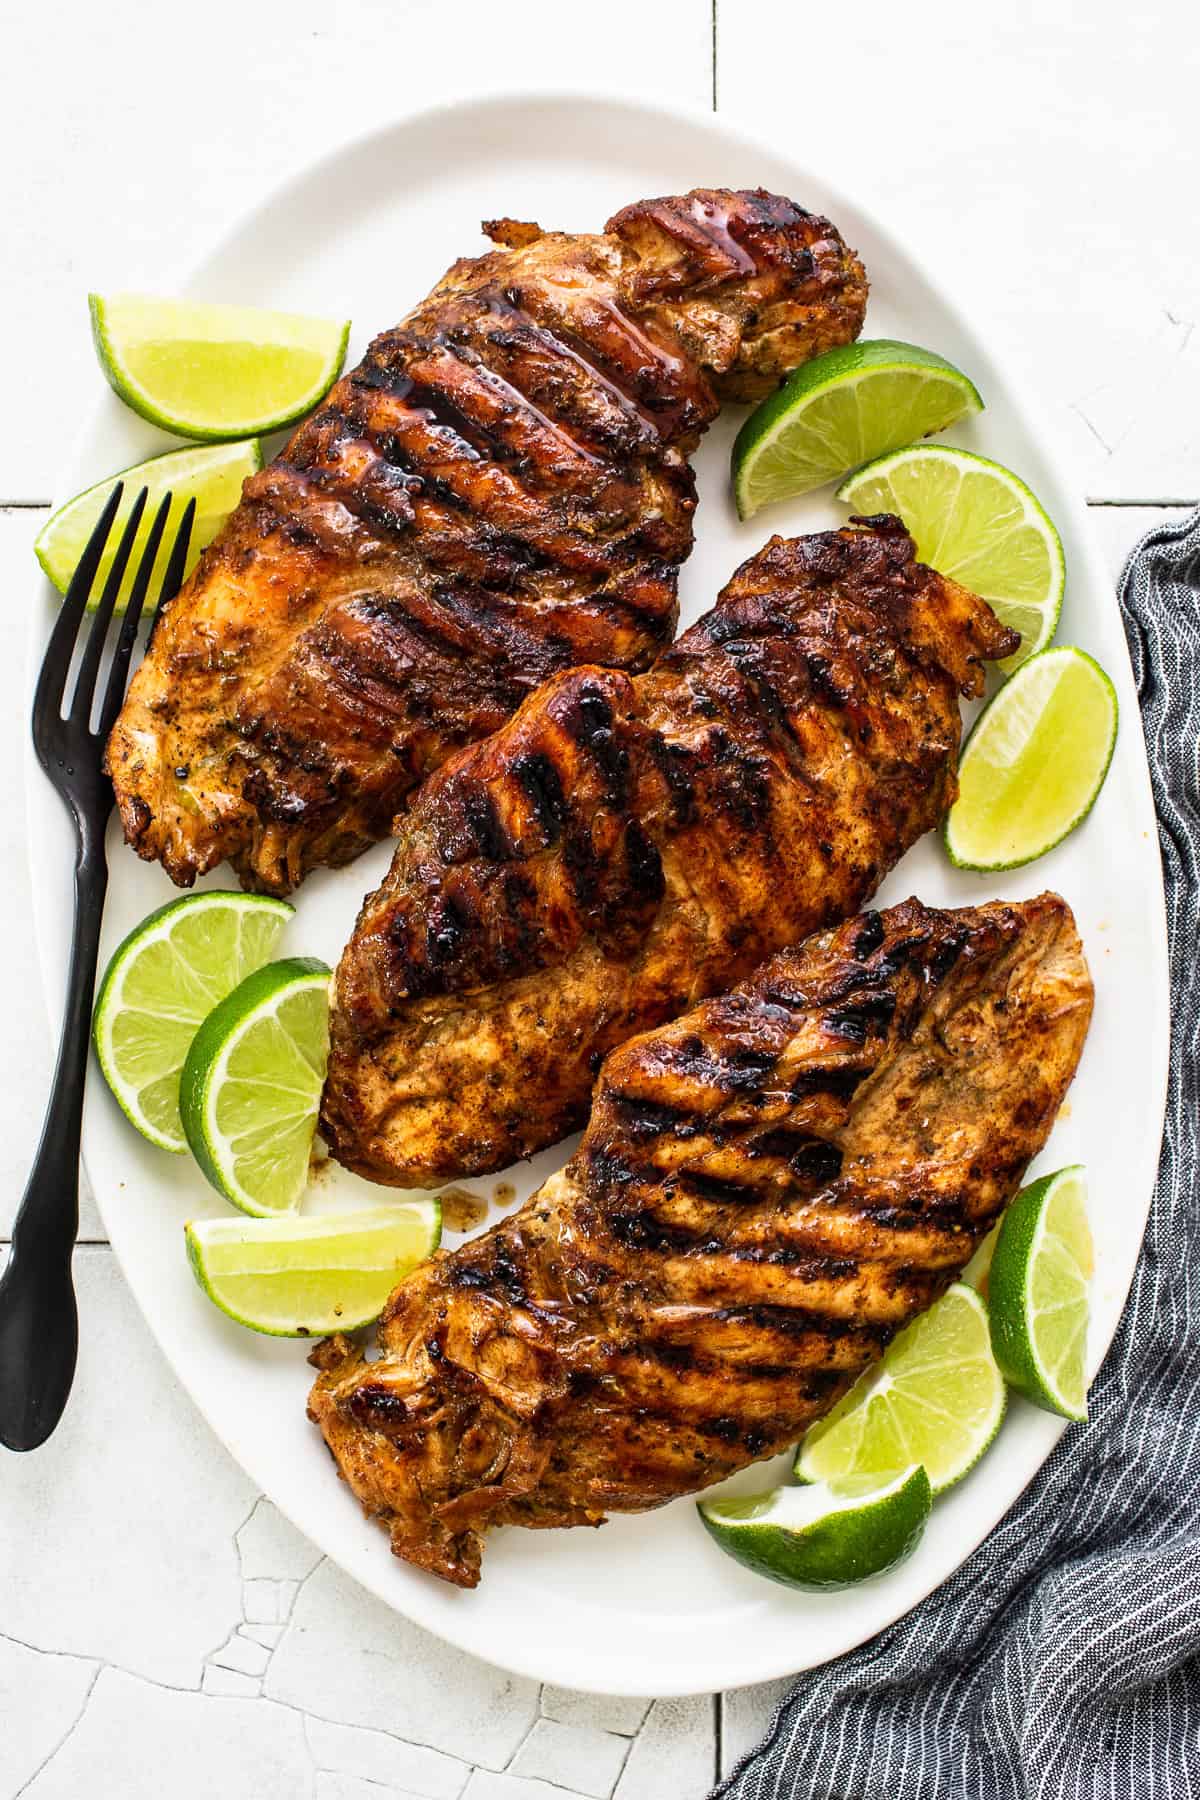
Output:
[
  {"xmin": 711, "ymin": 0, "xmax": 718, "ymax": 112},
  {"xmin": 713, "ymin": 1690, "xmax": 723, "ymax": 1785}
]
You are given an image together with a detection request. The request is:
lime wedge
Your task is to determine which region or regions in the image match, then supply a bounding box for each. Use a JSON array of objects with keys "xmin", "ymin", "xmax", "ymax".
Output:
[
  {"xmin": 92, "ymin": 892, "xmax": 293, "ymax": 1152},
  {"xmin": 89, "ymin": 293, "xmax": 349, "ymax": 440},
  {"xmin": 699, "ymin": 1465, "xmax": 931, "ymax": 1590},
  {"xmin": 836, "ymin": 444, "xmax": 1064, "ymax": 672},
  {"xmin": 180, "ymin": 958, "xmax": 331, "ymax": 1217},
  {"xmin": 185, "ymin": 1203, "xmax": 442, "ymax": 1337},
  {"xmin": 945, "ymin": 646, "xmax": 1118, "ymax": 870},
  {"xmin": 35, "ymin": 440, "xmax": 262, "ymax": 611},
  {"xmin": 795, "ymin": 1283, "xmax": 1005, "ymax": 1495},
  {"xmin": 988, "ymin": 1167, "xmax": 1093, "ymax": 1420},
  {"xmin": 731, "ymin": 339, "xmax": 983, "ymax": 519}
]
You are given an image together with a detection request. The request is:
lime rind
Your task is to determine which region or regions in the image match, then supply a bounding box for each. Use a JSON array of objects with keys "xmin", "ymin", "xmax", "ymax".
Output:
[
  {"xmin": 35, "ymin": 439, "xmax": 263, "ymax": 610},
  {"xmin": 732, "ymin": 339, "xmax": 984, "ymax": 519},
  {"xmin": 180, "ymin": 957, "xmax": 331, "ymax": 1217},
  {"xmin": 795, "ymin": 1283, "xmax": 1006, "ymax": 1496},
  {"xmin": 91, "ymin": 891, "xmax": 293, "ymax": 1152},
  {"xmin": 988, "ymin": 1167, "xmax": 1092, "ymax": 1420},
  {"xmin": 944, "ymin": 646, "xmax": 1119, "ymax": 872},
  {"xmin": 89, "ymin": 293, "xmax": 350, "ymax": 441},
  {"xmin": 836, "ymin": 443, "xmax": 1065, "ymax": 673},
  {"xmin": 699, "ymin": 1463, "xmax": 932, "ymax": 1589},
  {"xmin": 185, "ymin": 1201, "xmax": 442, "ymax": 1337}
]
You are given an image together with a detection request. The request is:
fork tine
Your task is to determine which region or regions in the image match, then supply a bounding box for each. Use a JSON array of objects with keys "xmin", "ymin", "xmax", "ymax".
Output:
[
  {"xmin": 147, "ymin": 496, "xmax": 195, "ymax": 647},
  {"xmin": 32, "ymin": 483, "xmax": 125, "ymax": 735},
  {"xmin": 96, "ymin": 491, "xmax": 175, "ymax": 738},
  {"xmin": 68, "ymin": 487, "xmax": 148, "ymax": 726}
]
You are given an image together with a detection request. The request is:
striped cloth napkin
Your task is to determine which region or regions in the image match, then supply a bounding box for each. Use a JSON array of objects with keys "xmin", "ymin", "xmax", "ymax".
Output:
[{"xmin": 713, "ymin": 509, "xmax": 1200, "ymax": 1800}]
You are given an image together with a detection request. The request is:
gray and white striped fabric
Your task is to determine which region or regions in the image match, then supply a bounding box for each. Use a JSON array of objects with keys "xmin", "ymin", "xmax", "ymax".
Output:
[{"xmin": 714, "ymin": 509, "xmax": 1200, "ymax": 1800}]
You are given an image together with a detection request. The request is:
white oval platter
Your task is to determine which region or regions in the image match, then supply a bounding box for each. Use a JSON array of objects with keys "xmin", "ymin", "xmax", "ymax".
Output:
[{"xmin": 25, "ymin": 94, "xmax": 1169, "ymax": 1696}]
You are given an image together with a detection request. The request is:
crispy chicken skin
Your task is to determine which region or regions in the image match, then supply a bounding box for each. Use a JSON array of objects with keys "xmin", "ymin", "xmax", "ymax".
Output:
[
  {"xmin": 322, "ymin": 518, "xmax": 1020, "ymax": 1187},
  {"xmin": 106, "ymin": 190, "xmax": 867, "ymax": 894},
  {"xmin": 309, "ymin": 895, "xmax": 1093, "ymax": 1588}
]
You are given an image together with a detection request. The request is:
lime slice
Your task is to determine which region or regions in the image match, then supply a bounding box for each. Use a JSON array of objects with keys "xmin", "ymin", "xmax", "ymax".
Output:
[
  {"xmin": 945, "ymin": 646, "xmax": 1118, "ymax": 871},
  {"xmin": 731, "ymin": 339, "xmax": 983, "ymax": 519},
  {"xmin": 92, "ymin": 892, "xmax": 293, "ymax": 1152},
  {"xmin": 35, "ymin": 440, "xmax": 262, "ymax": 611},
  {"xmin": 836, "ymin": 444, "xmax": 1064, "ymax": 672},
  {"xmin": 796, "ymin": 1283, "xmax": 1006, "ymax": 1495},
  {"xmin": 185, "ymin": 1203, "xmax": 442, "ymax": 1337},
  {"xmin": 988, "ymin": 1167, "xmax": 1093, "ymax": 1420},
  {"xmin": 180, "ymin": 958, "xmax": 331, "ymax": 1217},
  {"xmin": 699, "ymin": 1465, "xmax": 931, "ymax": 1590},
  {"xmin": 89, "ymin": 293, "xmax": 350, "ymax": 440}
]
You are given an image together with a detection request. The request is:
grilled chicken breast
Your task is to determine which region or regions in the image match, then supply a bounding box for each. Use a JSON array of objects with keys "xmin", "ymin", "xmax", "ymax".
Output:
[
  {"xmin": 309, "ymin": 894, "xmax": 1093, "ymax": 1588},
  {"xmin": 106, "ymin": 190, "xmax": 867, "ymax": 894},
  {"xmin": 323, "ymin": 518, "xmax": 1019, "ymax": 1187}
]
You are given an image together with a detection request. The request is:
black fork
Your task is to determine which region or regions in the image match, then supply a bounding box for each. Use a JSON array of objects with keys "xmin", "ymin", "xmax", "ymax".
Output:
[{"xmin": 0, "ymin": 486, "xmax": 195, "ymax": 1451}]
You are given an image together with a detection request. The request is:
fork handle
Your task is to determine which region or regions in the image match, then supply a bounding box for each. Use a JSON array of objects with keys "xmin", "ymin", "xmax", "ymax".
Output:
[{"xmin": 0, "ymin": 833, "xmax": 109, "ymax": 1451}]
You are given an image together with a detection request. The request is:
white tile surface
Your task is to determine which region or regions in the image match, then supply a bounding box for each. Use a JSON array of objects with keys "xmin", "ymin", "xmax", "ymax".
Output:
[
  {"xmin": 0, "ymin": 1638, "xmax": 97, "ymax": 1798},
  {"xmin": 510, "ymin": 1718, "xmax": 630, "ymax": 1797},
  {"xmin": 1, "ymin": 1, "xmax": 1193, "ymax": 1794},
  {"xmin": 19, "ymin": 1667, "xmax": 312, "ymax": 1800},
  {"xmin": 264, "ymin": 1558, "xmax": 540, "ymax": 1769},
  {"xmin": 723, "ymin": 1, "xmax": 1200, "ymax": 504}
]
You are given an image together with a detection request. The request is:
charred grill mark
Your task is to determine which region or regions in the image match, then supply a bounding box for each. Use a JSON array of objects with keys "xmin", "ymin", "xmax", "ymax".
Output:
[
  {"xmin": 427, "ymin": 891, "xmax": 471, "ymax": 970},
  {"xmin": 350, "ymin": 357, "xmax": 488, "ymax": 463},
  {"xmin": 824, "ymin": 990, "xmax": 899, "ymax": 1044},
  {"xmin": 605, "ymin": 1208, "xmax": 706, "ymax": 1254},
  {"xmin": 657, "ymin": 1036, "xmax": 777, "ymax": 1093},
  {"xmin": 707, "ymin": 730, "xmax": 773, "ymax": 830},
  {"xmin": 804, "ymin": 651, "xmax": 851, "ymax": 709},
  {"xmin": 447, "ymin": 1237, "xmax": 529, "ymax": 1307},
  {"xmin": 622, "ymin": 820, "xmax": 665, "ymax": 907},
  {"xmin": 927, "ymin": 927, "xmax": 970, "ymax": 983},
  {"xmin": 749, "ymin": 1130, "xmax": 844, "ymax": 1186},
  {"xmin": 462, "ymin": 784, "xmax": 512, "ymax": 862},
  {"xmin": 710, "ymin": 1302, "xmax": 887, "ymax": 1348},
  {"xmin": 476, "ymin": 289, "xmax": 671, "ymax": 442},
  {"xmin": 605, "ymin": 1094, "xmax": 703, "ymax": 1141},
  {"xmin": 853, "ymin": 911, "xmax": 885, "ymax": 958},
  {"xmin": 678, "ymin": 1170, "xmax": 762, "ymax": 1206},
  {"xmin": 346, "ymin": 1383, "xmax": 410, "ymax": 1431},
  {"xmin": 645, "ymin": 735, "xmax": 698, "ymax": 824},
  {"xmin": 788, "ymin": 1141, "xmax": 845, "ymax": 1184},
  {"xmin": 563, "ymin": 686, "xmax": 630, "ymax": 800},
  {"xmin": 513, "ymin": 751, "xmax": 568, "ymax": 838}
]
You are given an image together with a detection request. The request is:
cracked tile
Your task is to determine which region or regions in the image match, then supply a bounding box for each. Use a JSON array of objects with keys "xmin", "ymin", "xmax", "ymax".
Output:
[
  {"xmin": 306, "ymin": 1715, "xmax": 467, "ymax": 1798},
  {"xmin": 201, "ymin": 1664, "xmax": 262, "ymax": 1698},
  {"xmin": 462, "ymin": 1774, "xmax": 591, "ymax": 1800},
  {"xmin": 0, "ymin": 1637, "xmax": 97, "ymax": 1795},
  {"xmin": 612, "ymin": 1697, "xmax": 714, "ymax": 1800},
  {"xmin": 209, "ymin": 1631, "xmax": 272, "ymax": 1678},
  {"xmin": 511, "ymin": 1719, "xmax": 628, "ymax": 1798},
  {"xmin": 243, "ymin": 1578, "xmax": 299, "ymax": 1624},
  {"xmin": 315, "ymin": 1778, "xmax": 433, "ymax": 1800},
  {"xmin": 0, "ymin": 1254, "xmax": 254, "ymax": 1686},
  {"xmin": 540, "ymin": 1689, "xmax": 651, "ymax": 1738},
  {"xmin": 244, "ymin": 1624, "xmax": 286, "ymax": 1650},
  {"xmin": 236, "ymin": 1496, "xmax": 323, "ymax": 1584},
  {"xmin": 21, "ymin": 1667, "xmax": 310, "ymax": 1799},
  {"xmin": 266, "ymin": 1559, "xmax": 538, "ymax": 1770}
]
